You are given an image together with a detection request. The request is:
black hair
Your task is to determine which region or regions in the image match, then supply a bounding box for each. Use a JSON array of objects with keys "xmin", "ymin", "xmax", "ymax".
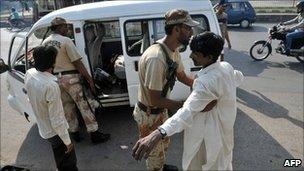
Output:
[
  {"xmin": 190, "ymin": 31, "xmax": 224, "ymax": 62},
  {"xmin": 33, "ymin": 45, "xmax": 58, "ymax": 72}
]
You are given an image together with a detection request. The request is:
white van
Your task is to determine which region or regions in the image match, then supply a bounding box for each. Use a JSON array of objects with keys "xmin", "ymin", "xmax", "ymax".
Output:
[{"xmin": 0, "ymin": 0, "xmax": 221, "ymax": 122}]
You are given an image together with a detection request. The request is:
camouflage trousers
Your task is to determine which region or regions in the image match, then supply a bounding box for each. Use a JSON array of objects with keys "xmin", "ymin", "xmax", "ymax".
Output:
[
  {"xmin": 133, "ymin": 104, "xmax": 170, "ymax": 171},
  {"xmin": 57, "ymin": 74, "xmax": 99, "ymax": 133}
]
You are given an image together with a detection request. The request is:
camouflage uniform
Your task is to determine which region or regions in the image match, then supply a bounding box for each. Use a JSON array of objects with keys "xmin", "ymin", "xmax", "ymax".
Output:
[
  {"xmin": 58, "ymin": 73, "xmax": 99, "ymax": 133},
  {"xmin": 133, "ymin": 106, "xmax": 170, "ymax": 171}
]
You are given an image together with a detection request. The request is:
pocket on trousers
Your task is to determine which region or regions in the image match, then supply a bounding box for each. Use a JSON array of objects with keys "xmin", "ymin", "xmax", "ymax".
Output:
[{"xmin": 133, "ymin": 105, "xmax": 145, "ymax": 125}]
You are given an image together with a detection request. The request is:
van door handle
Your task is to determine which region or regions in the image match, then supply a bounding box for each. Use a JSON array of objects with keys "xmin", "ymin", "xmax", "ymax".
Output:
[
  {"xmin": 22, "ymin": 88, "xmax": 27, "ymax": 94},
  {"xmin": 134, "ymin": 61, "xmax": 138, "ymax": 71}
]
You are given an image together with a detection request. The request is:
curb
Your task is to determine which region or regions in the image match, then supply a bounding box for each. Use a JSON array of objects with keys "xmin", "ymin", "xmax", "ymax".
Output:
[{"xmin": 256, "ymin": 13, "xmax": 297, "ymax": 23}]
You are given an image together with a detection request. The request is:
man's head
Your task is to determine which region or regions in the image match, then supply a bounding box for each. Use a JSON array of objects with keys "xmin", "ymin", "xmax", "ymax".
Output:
[
  {"xmin": 164, "ymin": 9, "xmax": 200, "ymax": 46},
  {"xmin": 33, "ymin": 45, "xmax": 58, "ymax": 72},
  {"xmin": 50, "ymin": 17, "xmax": 69, "ymax": 36},
  {"xmin": 84, "ymin": 25, "xmax": 96, "ymax": 42},
  {"xmin": 11, "ymin": 8, "xmax": 16, "ymax": 12},
  {"xmin": 296, "ymin": 0, "xmax": 304, "ymax": 13},
  {"xmin": 189, "ymin": 32, "xmax": 224, "ymax": 66}
]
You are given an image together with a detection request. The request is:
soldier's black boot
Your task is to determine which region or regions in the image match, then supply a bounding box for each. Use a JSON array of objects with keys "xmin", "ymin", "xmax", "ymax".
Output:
[
  {"xmin": 163, "ymin": 164, "xmax": 178, "ymax": 171},
  {"xmin": 90, "ymin": 131, "xmax": 110, "ymax": 144},
  {"xmin": 71, "ymin": 131, "xmax": 83, "ymax": 142}
]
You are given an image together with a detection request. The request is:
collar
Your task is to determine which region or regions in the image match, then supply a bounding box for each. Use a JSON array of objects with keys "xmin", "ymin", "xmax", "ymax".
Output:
[
  {"xmin": 197, "ymin": 62, "xmax": 220, "ymax": 76},
  {"xmin": 42, "ymin": 71, "xmax": 58, "ymax": 82}
]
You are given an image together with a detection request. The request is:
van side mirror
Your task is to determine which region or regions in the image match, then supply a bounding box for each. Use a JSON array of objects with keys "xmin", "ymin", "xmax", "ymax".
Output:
[{"xmin": 0, "ymin": 58, "xmax": 9, "ymax": 74}]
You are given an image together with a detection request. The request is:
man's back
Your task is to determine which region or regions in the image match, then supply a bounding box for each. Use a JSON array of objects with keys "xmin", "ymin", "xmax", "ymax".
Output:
[
  {"xmin": 25, "ymin": 68, "xmax": 67, "ymax": 139},
  {"xmin": 43, "ymin": 34, "xmax": 81, "ymax": 73}
]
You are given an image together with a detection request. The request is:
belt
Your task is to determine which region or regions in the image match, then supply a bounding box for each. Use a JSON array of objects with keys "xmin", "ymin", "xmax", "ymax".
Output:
[
  {"xmin": 137, "ymin": 101, "xmax": 164, "ymax": 115},
  {"xmin": 54, "ymin": 70, "xmax": 79, "ymax": 76}
]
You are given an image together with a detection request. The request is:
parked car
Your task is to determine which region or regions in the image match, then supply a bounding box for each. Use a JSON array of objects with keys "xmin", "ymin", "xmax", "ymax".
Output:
[{"xmin": 214, "ymin": 0, "xmax": 256, "ymax": 28}]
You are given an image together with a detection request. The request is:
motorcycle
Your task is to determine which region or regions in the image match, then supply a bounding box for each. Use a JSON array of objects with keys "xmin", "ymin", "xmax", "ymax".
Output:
[
  {"xmin": 249, "ymin": 24, "xmax": 304, "ymax": 63},
  {"xmin": 6, "ymin": 17, "xmax": 27, "ymax": 31}
]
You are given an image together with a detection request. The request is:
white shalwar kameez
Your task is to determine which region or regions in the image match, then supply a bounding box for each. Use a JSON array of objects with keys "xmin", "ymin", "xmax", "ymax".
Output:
[{"xmin": 160, "ymin": 61, "xmax": 244, "ymax": 170}]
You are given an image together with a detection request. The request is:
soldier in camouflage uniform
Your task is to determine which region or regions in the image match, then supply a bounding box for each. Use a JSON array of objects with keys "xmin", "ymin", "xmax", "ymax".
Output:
[
  {"xmin": 43, "ymin": 17, "xmax": 110, "ymax": 144},
  {"xmin": 132, "ymin": 9, "xmax": 199, "ymax": 171}
]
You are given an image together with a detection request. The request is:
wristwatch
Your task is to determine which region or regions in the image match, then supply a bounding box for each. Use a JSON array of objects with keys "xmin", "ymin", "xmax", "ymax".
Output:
[{"xmin": 158, "ymin": 127, "xmax": 167, "ymax": 139}]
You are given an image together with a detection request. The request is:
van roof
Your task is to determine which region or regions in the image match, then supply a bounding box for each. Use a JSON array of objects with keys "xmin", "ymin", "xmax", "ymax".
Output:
[{"xmin": 33, "ymin": 0, "xmax": 212, "ymax": 28}]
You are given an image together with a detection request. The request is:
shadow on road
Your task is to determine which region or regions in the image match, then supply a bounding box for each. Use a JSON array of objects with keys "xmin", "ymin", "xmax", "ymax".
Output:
[
  {"xmin": 237, "ymin": 88, "xmax": 303, "ymax": 129},
  {"xmin": 11, "ymin": 102, "xmax": 301, "ymax": 170},
  {"xmin": 225, "ymin": 49, "xmax": 269, "ymax": 77},
  {"xmin": 14, "ymin": 106, "xmax": 177, "ymax": 170},
  {"xmin": 265, "ymin": 60, "xmax": 304, "ymax": 74},
  {"xmin": 233, "ymin": 108, "xmax": 297, "ymax": 170},
  {"xmin": 13, "ymin": 106, "xmax": 145, "ymax": 170},
  {"xmin": 226, "ymin": 49, "xmax": 304, "ymax": 76},
  {"xmin": 228, "ymin": 25, "xmax": 268, "ymax": 33}
]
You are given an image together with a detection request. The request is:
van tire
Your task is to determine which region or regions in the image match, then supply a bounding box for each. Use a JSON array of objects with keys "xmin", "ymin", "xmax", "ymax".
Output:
[{"xmin": 240, "ymin": 19, "xmax": 250, "ymax": 28}]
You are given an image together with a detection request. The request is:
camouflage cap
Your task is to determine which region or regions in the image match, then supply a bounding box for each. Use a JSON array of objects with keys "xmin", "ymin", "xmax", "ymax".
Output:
[
  {"xmin": 51, "ymin": 17, "xmax": 70, "ymax": 26},
  {"xmin": 165, "ymin": 9, "xmax": 200, "ymax": 27}
]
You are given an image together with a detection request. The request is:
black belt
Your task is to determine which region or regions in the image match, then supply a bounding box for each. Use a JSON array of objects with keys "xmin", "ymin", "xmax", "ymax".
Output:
[
  {"xmin": 54, "ymin": 70, "xmax": 79, "ymax": 75},
  {"xmin": 137, "ymin": 101, "xmax": 164, "ymax": 115}
]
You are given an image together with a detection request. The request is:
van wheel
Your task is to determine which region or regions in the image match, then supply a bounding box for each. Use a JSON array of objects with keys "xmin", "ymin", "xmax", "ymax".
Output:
[{"xmin": 240, "ymin": 19, "xmax": 250, "ymax": 28}]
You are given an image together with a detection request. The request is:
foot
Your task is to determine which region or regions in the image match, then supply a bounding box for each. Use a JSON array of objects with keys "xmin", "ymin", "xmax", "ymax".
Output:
[
  {"xmin": 163, "ymin": 164, "xmax": 178, "ymax": 171},
  {"xmin": 71, "ymin": 131, "xmax": 83, "ymax": 142},
  {"xmin": 90, "ymin": 131, "xmax": 110, "ymax": 144}
]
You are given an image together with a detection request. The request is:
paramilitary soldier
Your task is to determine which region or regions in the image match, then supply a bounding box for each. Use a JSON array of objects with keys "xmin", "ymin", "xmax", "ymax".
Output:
[
  {"xmin": 43, "ymin": 17, "xmax": 110, "ymax": 144},
  {"xmin": 132, "ymin": 9, "xmax": 216, "ymax": 171}
]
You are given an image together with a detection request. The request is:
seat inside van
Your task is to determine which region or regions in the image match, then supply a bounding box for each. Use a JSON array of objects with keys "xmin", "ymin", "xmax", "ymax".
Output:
[{"xmin": 84, "ymin": 21, "xmax": 127, "ymax": 96}]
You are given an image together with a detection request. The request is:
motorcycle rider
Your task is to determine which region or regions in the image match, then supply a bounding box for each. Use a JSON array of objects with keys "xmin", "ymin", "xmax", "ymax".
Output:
[
  {"xmin": 8, "ymin": 7, "xmax": 26, "ymax": 28},
  {"xmin": 281, "ymin": 0, "xmax": 304, "ymax": 54}
]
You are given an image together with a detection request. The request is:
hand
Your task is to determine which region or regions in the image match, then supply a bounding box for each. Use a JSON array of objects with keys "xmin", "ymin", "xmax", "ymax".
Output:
[
  {"xmin": 132, "ymin": 130, "xmax": 162, "ymax": 161},
  {"xmin": 65, "ymin": 143, "xmax": 74, "ymax": 154},
  {"xmin": 228, "ymin": 42, "xmax": 232, "ymax": 49},
  {"xmin": 201, "ymin": 100, "xmax": 217, "ymax": 112}
]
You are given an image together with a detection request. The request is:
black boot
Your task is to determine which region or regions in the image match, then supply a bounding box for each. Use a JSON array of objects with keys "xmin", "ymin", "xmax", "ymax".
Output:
[
  {"xmin": 90, "ymin": 131, "xmax": 110, "ymax": 144},
  {"xmin": 71, "ymin": 131, "xmax": 83, "ymax": 142},
  {"xmin": 163, "ymin": 164, "xmax": 178, "ymax": 171}
]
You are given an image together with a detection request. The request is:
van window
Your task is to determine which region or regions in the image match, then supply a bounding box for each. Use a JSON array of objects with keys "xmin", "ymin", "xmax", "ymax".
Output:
[
  {"xmin": 125, "ymin": 15, "xmax": 209, "ymax": 56},
  {"xmin": 12, "ymin": 25, "xmax": 75, "ymax": 74},
  {"xmin": 243, "ymin": 2, "xmax": 251, "ymax": 11},
  {"xmin": 125, "ymin": 21, "xmax": 150, "ymax": 56},
  {"xmin": 230, "ymin": 2, "xmax": 245, "ymax": 11},
  {"xmin": 83, "ymin": 21, "xmax": 123, "ymax": 74},
  {"xmin": 10, "ymin": 37, "xmax": 26, "ymax": 74},
  {"xmin": 103, "ymin": 21, "xmax": 121, "ymax": 39}
]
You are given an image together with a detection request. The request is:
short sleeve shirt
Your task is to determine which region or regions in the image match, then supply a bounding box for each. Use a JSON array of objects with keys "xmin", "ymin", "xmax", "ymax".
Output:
[
  {"xmin": 43, "ymin": 34, "xmax": 82, "ymax": 73},
  {"xmin": 138, "ymin": 38, "xmax": 184, "ymax": 106}
]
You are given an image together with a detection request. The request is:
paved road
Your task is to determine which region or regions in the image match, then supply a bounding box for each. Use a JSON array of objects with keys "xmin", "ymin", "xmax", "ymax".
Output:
[{"xmin": 1, "ymin": 23, "xmax": 303, "ymax": 170}]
